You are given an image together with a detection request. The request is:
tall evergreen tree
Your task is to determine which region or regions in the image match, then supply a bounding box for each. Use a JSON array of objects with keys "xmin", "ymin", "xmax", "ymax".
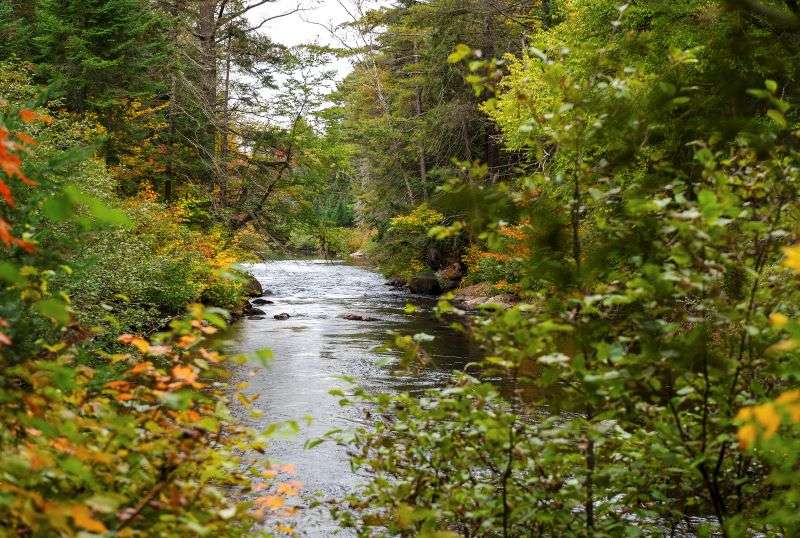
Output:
[{"xmin": 32, "ymin": 0, "xmax": 167, "ymax": 115}]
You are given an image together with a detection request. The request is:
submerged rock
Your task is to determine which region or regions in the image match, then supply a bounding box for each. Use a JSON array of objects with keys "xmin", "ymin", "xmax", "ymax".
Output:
[
  {"xmin": 248, "ymin": 316, "xmax": 266, "ymax": 320},
  {"xmin": 273, "ymin": 313, "xmax": 291, "ymax": 320},
  {"xmin": 242, "ymin": 303, "xmax": 266, "ymax": 316},
  {"xmin": 341, "ymin": 314, "xmax": 381, "ymax": 322},
  {"xmin": 252, "ymin": 298, "xmax": 274, "ymax": 305}
]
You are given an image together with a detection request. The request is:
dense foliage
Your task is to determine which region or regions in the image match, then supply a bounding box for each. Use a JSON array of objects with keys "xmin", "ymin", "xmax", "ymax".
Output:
[
  {"xmin": 0, "ymin": 1, "xmax": 323, "ymax": 535},
  {"xmin": 329, "ymin": 0, "xmax": 800, "ymax": 536},
  {"xmin": 9, "ymin": 0, "xmax": 800, "ymax": 535}
]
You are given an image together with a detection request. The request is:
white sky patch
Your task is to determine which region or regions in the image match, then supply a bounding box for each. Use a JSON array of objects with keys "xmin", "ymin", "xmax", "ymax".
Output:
[
  {"xmin": 243, "ymin": 0, "xmax": 391, "ymax": 126},
  {"xmin": 246, "ymin": 0, "xmax": 357, "ymax": 82}
]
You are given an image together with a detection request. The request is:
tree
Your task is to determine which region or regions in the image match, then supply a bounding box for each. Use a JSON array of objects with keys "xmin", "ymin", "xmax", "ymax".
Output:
[{"xmin": 33, "ymin": 0, "xmax": 167, "ymax": 122}]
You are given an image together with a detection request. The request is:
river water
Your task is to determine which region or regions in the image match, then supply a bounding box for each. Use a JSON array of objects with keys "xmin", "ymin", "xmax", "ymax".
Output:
[{"xmin": 221, "ymin": 260, "xmax": 480, "ymax": 536}]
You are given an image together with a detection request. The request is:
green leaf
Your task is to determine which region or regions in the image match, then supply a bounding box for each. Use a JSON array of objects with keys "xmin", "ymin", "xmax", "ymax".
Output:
[
  {"xmin": 42, "ymin": 194, "xmax": 74, "ymax": 221},
  {"xmin": 85, "ymin": 493, "xmax": 124, "ymax": 514},
  {"xmin": 765, "ymin": 79, "xmax": 778, "ymax": 93},
  {"xmin": 33, "ymin": 298, "xmax": 70, "ymax": 324},
  {"xmin": 251, "ymin": 348, "xmax": 274, "ymax": 367},
  {"xmin": 767, "ymin": 109, "xmax": 788, "ymax": 128},
  {"xmin": 0, "ymin": 262, "xmax": 23, "ymax": 284},
  {"xmin": 84, "ymin": 198, "xmax": 132, "ymax": 228}
]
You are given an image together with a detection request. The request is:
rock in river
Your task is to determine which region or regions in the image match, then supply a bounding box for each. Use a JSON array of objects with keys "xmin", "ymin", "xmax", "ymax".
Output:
[
  {"xmin": 242, "ymin": 273, "xmax": 264, "ymax": 297},
  {"xmin": 252, "ymin": 298, "xmax": 274, "ymax": 305},
  {"xmin": 274, "ymin": 313, "xmax": 291, "ymax": 320},
  {"xmin": 341, "ymin": 313, "xmax": 381, "ymax": 322},
  {"xmin": 244, "ymin": 304, "xmax": 266, "ymax": 316}
]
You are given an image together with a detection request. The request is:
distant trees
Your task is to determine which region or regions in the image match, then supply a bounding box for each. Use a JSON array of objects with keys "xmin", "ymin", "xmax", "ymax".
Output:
[{"xmin": 335, "ymin": 0, "xmax": 539, "ymax": 246}]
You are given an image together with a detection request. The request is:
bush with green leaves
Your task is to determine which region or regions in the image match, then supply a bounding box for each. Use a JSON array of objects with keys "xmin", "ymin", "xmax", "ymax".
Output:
[{"xmin": 329, "ymin": 1, "xmax": 800, "ymax": 536}]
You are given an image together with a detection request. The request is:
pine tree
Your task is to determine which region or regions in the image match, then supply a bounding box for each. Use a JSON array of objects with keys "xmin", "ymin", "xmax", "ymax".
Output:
[{"xmin": 32, "ymin": 0, "xmax": 167, "ymax": 115}]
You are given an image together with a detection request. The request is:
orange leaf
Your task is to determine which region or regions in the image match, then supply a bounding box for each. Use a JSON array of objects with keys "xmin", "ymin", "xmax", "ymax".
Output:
[
  {"xmin": 172, "ymin": 365, "xmax": 196, "ymax": 382},
  {"xmin": 257, "ymin": 495, "xmax": 284, "ymax": 510},
  {"xmin": 19, "ymin": 109, "xmax": 39, "ymax": 123},
  {"xmin": 0, "ymin": 218, "xmax": 13, "ymax": 247},
  {"xmin": 280, "ymin": 464, "xmax": 296, "ymax": 475},
  {"xmin": 276, "ymin": 481, "xmax": 303, "ymax": 497},
  {"xmin": 105, "ymin": 380, "xmax": 129, "ymax": 390},
  {"xmin": 171, "ymin": 365, "xmax": 202, "ymax": 388},
  {"xmin": 129, "ymin": 361, "xmax": 153, "ymax": 375},
  {"xmin": 178, "ymin": 335, "xmax": 197, "ymax": 349},
  {"xmin": 15, "ymin": 132, "xmax": 37, "ymax": 145},
  {"xmin": 0, "ymin": 331, "xmax": 11, "ymax": 346},
  {"xmin": 0, "ymin": 178, "xmax": 14, "ymax": 207},
  {"xmin": 70, "ymin": 504, "xmax": 108, "ymax": 533}
]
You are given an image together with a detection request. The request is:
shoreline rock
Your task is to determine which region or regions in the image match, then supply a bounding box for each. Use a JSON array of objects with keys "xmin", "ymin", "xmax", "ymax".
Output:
[
  {"xmin": 409, "ymin": 271, "xmax": 441, "ymax": 295},
  {"xmin": 242, "ymin": 273, "xmax": 264, "ymax": 298},
  {"xmin": 452, "ymin": 283, "xmax": 518, "ymax": 311}
]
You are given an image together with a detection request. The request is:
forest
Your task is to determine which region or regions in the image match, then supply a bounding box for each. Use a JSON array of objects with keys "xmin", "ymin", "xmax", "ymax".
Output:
[{"xmin": 3, "ymin": 0, "xmax": 800, "ymax": 536}]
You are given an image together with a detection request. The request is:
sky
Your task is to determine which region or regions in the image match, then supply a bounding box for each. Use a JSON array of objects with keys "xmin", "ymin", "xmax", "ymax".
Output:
[{"xmin": 246, "ymin": 0, "xmax": 386, "ymax": 83}]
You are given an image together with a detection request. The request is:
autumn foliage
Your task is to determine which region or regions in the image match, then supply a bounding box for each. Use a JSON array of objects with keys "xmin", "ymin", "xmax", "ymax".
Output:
[{"xmin": 0, "ymin": 106, "xmax": 294, "ymax": 535}]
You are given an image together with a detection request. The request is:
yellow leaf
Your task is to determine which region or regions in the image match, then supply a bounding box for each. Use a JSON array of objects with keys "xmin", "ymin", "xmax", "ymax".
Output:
[
  {"xmin": 130, "ymin": 337, "xmax": 150, "ymax": 353},
  {"xmin": 70, "ymin": 504, "xmax": 108, "ymax": 533},
  {"xmin": 769, "ymin": 312, "xmax": 789, "ymax": 328},
  {"xmin": 754, "ymin": 403, "xmax": 781, "ymax": 439},
  {"xmin": 783, "ymin": 244, "xmax": 800, "ymax": 272},
  {"xmin": 767, "ymin": 338, "xmax": 799, "ymax": 354},
  {"xmin": 737, "ymin": 423, "xmax": 757, "ymax": 449},
  {"xmin": 118, "ymin": 334, "xmax": 149, "ymax": 353}
]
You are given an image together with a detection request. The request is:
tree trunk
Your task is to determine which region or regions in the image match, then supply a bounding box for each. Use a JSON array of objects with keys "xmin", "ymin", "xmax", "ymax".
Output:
[
  {"xmin": 542, "ymin": 0, "xmax": 552, "ymax": 29},
  {"xmin": 219, "ymin": 28, "xmax": 233, "ymax": 202},
  {"xmin": 198, "ymin": 0, "xmax": 219, "ymax": 184},
  {"xmin": 413, "ymin": 40, "xmax": 427, "ymax": 199},
  {"xmin": 164, "ymin": 0, "xmax": 182, "ymax": 202},
  {"xmin": 483, "ymin": 8, "xmax": 499, "ymax": 183}
]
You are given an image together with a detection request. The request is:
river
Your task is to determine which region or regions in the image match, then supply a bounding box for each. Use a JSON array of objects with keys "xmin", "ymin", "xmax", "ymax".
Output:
[{"xmin": 222, "ymin": 259, "xmax": 480, "ymax": 536}]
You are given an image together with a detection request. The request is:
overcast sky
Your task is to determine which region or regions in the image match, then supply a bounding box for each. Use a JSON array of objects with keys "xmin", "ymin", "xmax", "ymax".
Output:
[{"xmin": 246, "ymin": 0, "xmax": 388, "ymax": 82}]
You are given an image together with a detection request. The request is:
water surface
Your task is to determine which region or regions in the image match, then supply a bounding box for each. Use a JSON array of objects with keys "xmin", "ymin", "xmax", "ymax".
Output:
[{"xmin": 223, "ymin": 260, "xmax": 479, "ymax": 536}]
